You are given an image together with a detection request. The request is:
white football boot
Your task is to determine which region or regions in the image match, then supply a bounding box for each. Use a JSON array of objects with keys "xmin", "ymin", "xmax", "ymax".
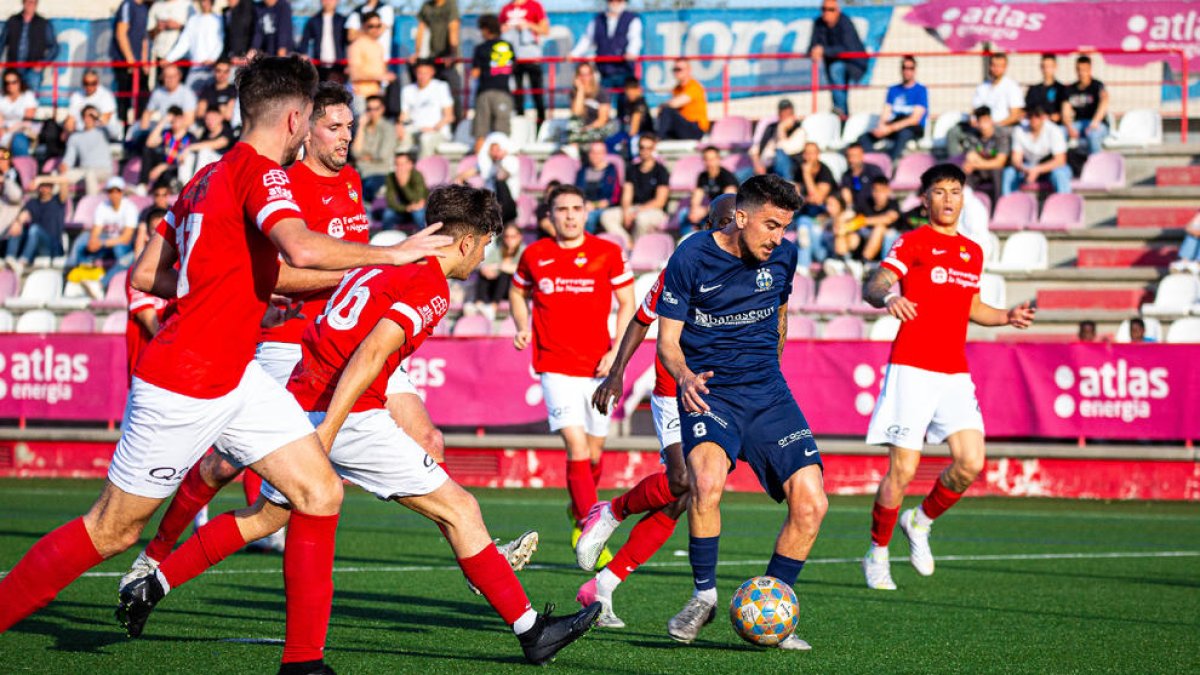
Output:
[
  {"xmin": 667, "ymin": 594, "xmax": 716, "ymax": 643},
  {"xmin": 575, "ymin": 501, "xmax": 621, "ymax": 571},
  {"xmin": 862, "ymin": 545, "xmax": 897, "ymax": 590},
  {"xmin": 777, "ymin": 633, "xmax": 813, "ymax": 650},
  {"xmin": 899, "ymin": 507, "xmax": 935, "ymax": 576}
]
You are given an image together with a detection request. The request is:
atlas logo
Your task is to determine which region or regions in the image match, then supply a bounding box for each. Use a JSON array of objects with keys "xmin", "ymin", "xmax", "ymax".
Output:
[
  {"xmin": 0, "ymin": 347, "xmax": 90, "ymax": 404},
  {"xmin": 1052, "ymin": 360, "xmax": 1170, "ymax": 423},
  {"xmin": 1121, "ymin": 12, "xmax": 1200, "ymax": 55},
  {"xmin": 936, "ymin": 5, "xmax": 1046, "ymax": 41}
]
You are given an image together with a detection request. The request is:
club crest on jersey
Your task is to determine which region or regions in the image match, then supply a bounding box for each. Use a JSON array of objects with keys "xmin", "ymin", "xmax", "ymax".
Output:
[
  {"xmin": 755, "ymin": 268, "xmax": 773, "ymax": 291},
  {"xmin": 327, "ymin": 218, "xmax": 345, "ymax": 238},
  {"xmin": 959, "ymin": 246, "xmax": 971, "ymax": 262},
  {"xmin": 430, "ymin": 296, "xmax": 449, "ymax": 315},
  {"xmin": 347, "ymin": 182, "xmax": 359, "ymax": 203},
  {"xmin": 930, "ymin": 266, "xmax": 948, "ymax": 284},
  {"xmin": 263, "ymin": 169, "xmax": 289, "ymax": 188},
  {"xmin": 574, "ymin": 252, "xmax": 588, "ymax": 268}
]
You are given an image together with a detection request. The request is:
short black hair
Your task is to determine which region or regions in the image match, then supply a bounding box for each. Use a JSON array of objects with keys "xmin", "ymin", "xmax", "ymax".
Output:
[
  {"xmin": 702, "ymin": 145, "xmax": 720, "ymax": 156},
  {"xmin": 478, "ymin": 13, "xmax": 501, "ymax": 35},
  {"xmin": 414, "ymin": 58, "xmax": 437, "ymax": 70},
  {"xmin": 1028, "ymin": 103, "xmax": 1053, "ymax": 117},
  {"xmin": 236, "ymin": 54, "xmax": 319, "ymax": 128},
  {"xmin": 638, "ymin": 131, "xmax": 658, "ymax": 144},
  {"xmin": 870, "ymin": 175, "xmax": 890, "ymax": 188},
  {"xmin": 845, "ymin": 142, "xmax": 864, "ymax": 153},
  {"xmin": 1079, "ymin": 320, "xmax": 1096, "ymax": 331},
  {"xmin": 362, "ymin": 11, "xmax": 380, "ymax": 24},
  {"xmin": 737, "ymin": 174, "xmax": 801, "ymax": 214},
  {"xmin": 548, "ymin": 183, "xmax": 585, "ymax": 207},
  {"xmin": 623, "ymin": 76, "xmax": 641, "ymax": 88},
  {"xmin": 313, "ymin": 81, "xmax": 353, "ymax": 121},
  {"xmin": 426, "ymin": 185, "xmax": 503, "ymax": 240},
  {"xmin": 902, "ymin": 54, "xmax": 917, "ymax": 66},
  {"xmin": 366, "ymin": 94, "xmax": 385, "ymax": 108},
  {"xmin": 1076, "ymin": 54, "xmax": 1092, "ymax": 66},
  {"xmin": 146, "ymin": 207, "xmax": 169, "ymax": 224},
  {"xmin": 166, "ymin": 105, "xmax": 184, "ymax": 117},
  {"xmin": 1041, "ymin": 53, "xmax": 1057, "ymax": 62},
  {"xmin": 990, "ymin": 52, "xmax": 1007, "ymax": 62},
  {"xmin": 1130, "ymin": 317, "xmax": 1145, "ymax": 329},
  {"xmin": 973, "ymin": 106, "xmax": 992, "ymax": 119},
  {"xmin": 919, "ymin": 163, "xmax": 967, "ymax": 194}
]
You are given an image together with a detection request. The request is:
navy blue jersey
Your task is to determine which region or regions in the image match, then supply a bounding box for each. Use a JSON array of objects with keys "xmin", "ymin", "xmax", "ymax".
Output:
[{"xmin": 657, "ymin": 231, "xmax": 798, "ymax": 388}]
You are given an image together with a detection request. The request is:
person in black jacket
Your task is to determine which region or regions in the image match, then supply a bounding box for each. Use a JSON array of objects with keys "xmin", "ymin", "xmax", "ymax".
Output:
[
  {"xmin": 0, "ymin": 0, "xmax": 57, "ymax": 93},
  {"xmin": 221, "ymin": 0, "xmax": 256, "ymax": 62},
  {"xmin": 251, "ymin": 0, "xmax": 294, "ymax": 58},
  {"xmin": 299, "ymin": 0, "xmax": 348, "ymax": 82},
  {"xmin": 807, "ymin": 0, "xmax": 866, "ymax": 117}
]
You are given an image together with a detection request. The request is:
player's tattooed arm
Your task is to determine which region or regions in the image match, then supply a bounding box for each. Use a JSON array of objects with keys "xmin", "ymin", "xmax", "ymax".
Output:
[
  {"xmin": 777, "ymin": 302, "xmax": 788, "ymax": 360},
  {"xmin": 130, "ymin": 230, "xmax": 179, "ymax": 299},
  {"xmin": 865, "ymin": 265, "xmax": 918, "ymax": 321},
  {"xmin": 317, "ymin": 318, "xmax": 408, "ymax": 451},
  {"xmin": 659, "ymin": 317, "xmax": 712, "ymax": 413},
  {"xmin": 592, "ymin": 317, "xmax": 651, "ymax": 415}
]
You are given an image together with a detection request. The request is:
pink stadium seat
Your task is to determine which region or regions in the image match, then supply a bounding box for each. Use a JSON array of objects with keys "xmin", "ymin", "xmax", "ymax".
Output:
[
  {"xmin": 669, "ymin": 154, "xmax": 705, "ymax": 193},
  {"xmin": 707, "ymin": 116, "xmax": 753, "ymax": 151},
  {"xmin": 11, "ymin": 156, "xmax": 35, "ymax": 188},
  {"xmin": 70, "ymin": 194, "xmax": 107, "ymax": 229},
  {"xmin": 862, "ymin": 152, "xmax": 893, "ymax": 179},
  {"xmin": 595, "ymin": 232, "xmax": 628, "ymax": 251},
  {"xmin": 802, "ymin": 274, "xmax": 860, "ymax": 313},
  {"xmin": 973, "ymin": 190, "xmax": 992, "ymax": 216},
  {"xmin": 0, "ymin": 269, "xmax": 16, "ymax": 304},
  {"xmin": 515, "ymin": 193, "xmax": 538, "ymax": 230},
  {"xmin": 416, "ymin": 155, "xmax": 451, "ymax": 187},
  {"xmin": 120, "ymin": 157, "xmax": 142, "ymax": 187},
  {"xmin": 721, "ymin": 153, "xmax": 753, "ymax": 177},
  {"xmin": 433, "ymin": 317, "xmax": 455, "ymax": 336},
  {"xmin": 899, "ymin": 193, "xmax": 921, "ymax": 213},
  {"xmin": 822, "ymin": 315, "xmax": 865, "ymax": 340},
  {"xmin": 787, "ymin": 274, "xmax": 815, "ymax": 312},
  {"xmin": 494, "ymin": 318, "xmax": 519, "ymax": 337},
  {"xmin": 629, "ymin": 233, "xmax": 675, "ymax": 272},
  {"xmin": 91, "ymin": 270, "xmax": 129, "ymax": 310},
  {"xmin": 989, "ymin": 192, "xmax": 1038, "ymax": 231},
  {"xmin": 1028, "ymin": 193, "xmax": 1084, "ymax": 231},
  {"xmin": 849, "ymin": 281, "xmax": 898, "ymax": 315},
  {"xmin": 454, "ymin": 155, "xmax": 484, "ymax": 189},
  {"xmin": 534, "ymin": 154, "xmax": 581, "ymax": 191},
  {"xmin": 452, "ymin": 314, "xmax": 493, "ymax": 337},
  {"xmin": 127, "ymin": 195, "xmax": 153, "ymax": 213},
  {"xmin": 786, "ymin": 315, "xmax": 817, "ymax": 339},
  {"xmin": 100, "ymin": 312, "xmax": 126, "ymax": 334},
  {"xmin": 607, "ymin": 154, "xmax": 626, "ymax": 185},
  {"xmin": 515, "ymin": 154, "xmax": 538, "ymax": 189},
  {"xmin": 1071, "ymin": 152, "xmax": 1126, "ymax": 191},
  {"xmin": 58, "ymin": 310, "xmax": 96, "ymax": 333},
  {"xmin": 889, "ymin": 153, "xmax": 936, "ymax": 191},
  {"xmin": 41, "ymin": 157, "xmax": 61, "ymax": 174}
]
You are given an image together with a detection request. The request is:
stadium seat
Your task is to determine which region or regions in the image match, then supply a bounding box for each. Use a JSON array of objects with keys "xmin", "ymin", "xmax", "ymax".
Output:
[
  {"xmin": 972, "ymin": 189, "xmax": 992, "ymax": 216},
  {"xmin": 1114, "ymin": 317, "xmax": 1164, "ymax": 343},
  {"xmin": 516, "ymin": 154, "xmax": 538, "ymax": 190},
  {"xmin": 0, "ymin": 308, "xmax": 12, "ymax": 332},
  {"xmin": 787, "ymin": 274, "xmax": 815, "ymax": 312},
  {"xmin": 801, "ymin": 112, "xmax": 841, "ymax": 150},
  {"xmin": 0, "ymin": 269, "xmax": 16, "ymax": 304},
  {"xmin": 822, "ymin": 315, "xmax": 865, "ymax": 339},
  {"xmin": 521, "ymin": 118, "xmax": 569, "ymax": 156},
  {"xmin": 436, "ymin": 119, "xmax": 474, "ymax": 156},
  {"xmin": 595, "ymin": 232, "xmax": 628, "ymax": 251},
  {"xmin": 12, "ymin": 156, "xmax": 36, "ymax": 187},
  {"xmin": 1028, "ymin": 193, "xmax": 1084, "ymax": 231},
  {"xmin": 5, "ymin": 269, "xmax": 63, "ymax": 309},
  {"xmin": 433, "ymin": 317, "xmax": 454, "ymax": 337},
  {"xmin": 515, "ymin": 193, "xmax": 538, "ymax": 230},
  {"xmin": 15, "ymin": 309, "xmax": 57, "ymax": 334},
  {"xmin": 1141, "ymin": 273, "xmax": 1200, "ymax": 317},
  {"xmin": 629, "ymin": 233, "xmax": 675, "ymax": 272},
  {"xmin": 48, "ymin": 281, "xmax": 92, "ymax": 311},
  {"xmin": 989, "ymin": 192, "xmax": 1038, "ymax": 231},
  {"xmin": 607, "ymin": 153, "xmax": 627, "ymax": 185},
  {"xmin": 707, "ymin": 115, "xmax": 753, "ymax": 151},
  {"xmin": 1104, "ymin": 109, "xmax": 1163, "ymax": 148},
  {"xmin": 668, "ymin": 154, "xmax": 705, "ymax": 194},
  {"xmin": 786, "ymin": 314, "xmax": 817, "ymax": 339},
  {"xmin": 509, "ymin": 115, "xmax": 536, "ymax": 148},
  {"xmin": 899, "ymin": 193, "xmax": 921, "ymax": 213},
  {"xmin": 839, "ymin": 113, "xmax": 878, "ymax": 150},
  {"xmin": 494, "ymin": 317, "xmax": 518, "ymax": 338},
  {"xmin": 452, "ymin": 314, "xmax": 492, "ymax": 337},
  {"xmin": 534, "ymin": 154, "xmax": 581, "ymax": 192},
  {"xmin": 862, "ymin": 152, "xmax": 892, "ymax": 179},
  {"xmin": 370, "ymin": 230, "xmax": 407, "ymax": 246},
  {"xmin": 889, "ymin": 153, "xmax": 936, "ymax": 191},
  {"xmin": 69, "ymin": 194, "xmax": 106, "ymax": 229},
  {"xmin": 415, "ymin": 155, "xmax": 451, "ymax": 187},
  {"xmin": 820, "ymin": 151, "xmax": 848, "ymax": 183},
  {"xmin": 1071, "ymin": 152, "xmax": 1126, "ymax": 191},
  {"xmin": 454, "ymin": 155, "xmax": 484, "ymax": 189},
  {"xmin": 90, "ymin": 270, "xmax": 129, "ymax": 310},
  {"xmin": 720, "ymin": 153, "xmax": 753, "ymax": 178},
  {"xmin": 1165, "ymin": 317, "xmax": 1200, "ymax": 343},
  {"xmin": 100, "ymin": 311, "xmax": 126, "ymax": 334},
  {"xmin": 58, "ymin": 310, "xmax": 96, "ymax": 333},
  {"xmin": 120, "ymin": 157, "xmax": 142, "ymax": 186},
  {"xmin": 925, "ymin": 112, "xmax": 965, "ymax": 152},
  {"xmin": 802, "ymin": 273, "xmax": 860, "ymax": 313},
  {"xmin": 869, "ymin": 315, "xmax": 900, "ymax": 341},
  {"xmin": 750, "ymin": 116, "xmax": 777, "ymax": 154},
  {"xmin": 980, "ymin": 272, "xmax": 1006, "ymax": 308},
  {"xmin": 990, "ymin": 231, "xmax": 1049, "ymax": 272}
]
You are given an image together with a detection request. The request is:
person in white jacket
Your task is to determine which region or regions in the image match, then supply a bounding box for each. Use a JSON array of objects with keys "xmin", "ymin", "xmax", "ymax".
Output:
[{"xmin": 164, "ymin": 0, "xmax": 225, "ymax": 89}]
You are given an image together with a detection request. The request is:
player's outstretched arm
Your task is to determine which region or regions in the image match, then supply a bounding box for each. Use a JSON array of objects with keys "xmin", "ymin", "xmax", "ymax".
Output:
[
  {"xmin": 274, "ymin": 262, "xmax": 348, "ymax": 294},
  {"xmin": 592, "ymin": 317, "xmax": 651, "ymax": 415},
  {"xmin": 597, "ymin": 283, "xmax": 637, "ymax": 377},
  {"xmin": 268, "ymin": 220, "xmax": 453, "ymax": 271},
  {"xmin": 130, "ymin": 230, "xmax": 180, "ymax": 299},
  {"xmin": 970, "ymin": 295, "xmax": 1036, "ymax": 329},
  {"xmin": 315, "ymin": 317, "xmax": 408, "ymax": 452},
  {"xmin": 508, "ymin": 284, "xmax": 532, "ymax": 350},
  {"xmin": 864, "ymin": 265, "xmax": 917, "ymax": 321},
  {"xmin": 659, "ymin": 317, "xmax": 712, "ymax": 413}
]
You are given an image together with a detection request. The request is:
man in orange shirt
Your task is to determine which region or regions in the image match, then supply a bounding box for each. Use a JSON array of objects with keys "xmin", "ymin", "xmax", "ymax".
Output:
[{"xmin": 655, "ymin": 59, "xmax": 708, "ymax": 140}]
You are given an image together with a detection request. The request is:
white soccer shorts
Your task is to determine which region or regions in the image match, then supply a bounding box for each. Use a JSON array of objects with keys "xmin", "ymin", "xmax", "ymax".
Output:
[
  {"xmin": 541, "ymin": 372, "xmax": 612, "ymax": 436},
  {"xmin": 865, "ymin": 363, "xmax": 985, "ymax": 452},
  {"xmin": 386, "ymin": 364, "xmax": 418, "ymax": 396},
  {"xmin": 255, "ymin": 341, "xmax": 303, "ymax": 385},
  {"xmin": 108, "ymin": 360, "xmax": 314, "ymax": 499},
  {"xmin": 261, "ymin": 409, "xmax": 449, "ymax": 504},
  {"xmin": 650, "ymin": 394, "xmax": 681, "ymax": 456}
]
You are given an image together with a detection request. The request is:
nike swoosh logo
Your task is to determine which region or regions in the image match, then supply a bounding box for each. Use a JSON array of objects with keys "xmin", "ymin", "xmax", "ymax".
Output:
[
  {"xmin": 321, "ymin": 196, "xmax": 333, "ymax": 204},
  {"xmin": 805, "ymin": 448, "xmax": 819, "ymax": 457},
  {"xmin": 696, "ymin": 578, "xmax": 711, "ymax": 585},
  {"xmin": 932, "ymin": 248, "xmax": 946, "ymax": 255},
  {"xmin": 537, "ymin": 259, "xmax": 554, "ymax": 266},
  {"xmin": 699, "ymin": 283, "xmax": 722, "ymax": 293}
]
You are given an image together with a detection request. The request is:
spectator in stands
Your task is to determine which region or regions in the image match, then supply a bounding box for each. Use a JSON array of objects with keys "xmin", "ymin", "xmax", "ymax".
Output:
[
  {"xmin": 838, "ymin": 142, "xmax": 884, "ymax": 213},
  {"xmin": 414, "ymin": 0, "xmax": 463, "ymax": 122},
  {"xmin": 141, "ymin": 105, "xmax": 195, "ymax": 187},
  {"xmin": 0, "ymin": 70, "xmax": 35, "ymax": 156},
  {"xmin": 535, "ymin": 179, "xmax": 560, "ymax": 238},
  {"xmin": 575, "ymin": 141, "xmax": 620, "ymax": 233},
  {"xmin": 56, "ymin": 105, "xmax": 113, "ymax": 196},
  {"xmin": 798, "ymin": 141, "xmax": 837, "ymax": 212},
  {"xmin": 112, "ymin": 0, "xmax": 151, "ymax": 126},
  {"xmin": 138, "ymin": 183, "xmax": 174, "ymax": 231},
  {"xmin": 856, "ymin": 175, "xmax": 902, "ymax": 257},
  {"xmin": 398, "ymin": 59, "xmax": 454, "ymax": 159},
  {"xmin": 862, "ymin": 55, "xmax": 927, "ymax": 160},
  {"xmin": 470, "ymin": 14, "xmax": 515, "ymax": 154},
  {"xmin": 1064, "ymin": 55, "xmax": 1109, "ymax": 156},
  {"xmin": 617, "ymin": 76, "xmax": 651, "ymax": 142},
  {"xmin": 140, "ymin": 64, "xmax": 198, "ymax": 136},
  {"xmin": 961, "ymin": 106, "xmax": 1009, "ymax": 205},
  {"xmin": 681, "ymin": 145, "xmax": 737, "ymax": 233},
  {"xmin": 567, "ymin": 62, "xmax": 617, "ymax": 146},
  {"xmin": 345, "ymin": 0, "xmax": 394, "ymax": 63},
  {"xmin": 1, "ymin": 0, "xmax": 58, "ymax": 93},
  {"xmin": 807, "ymin": 0, "xmax": 867, "ymax": 117},
  {"xmin": 1003, "ymin": 104, "xmax": 1072, "ymax": 195},
  {"xmin": 299, "ymin": 0, "xmax": 348, "ymax": 83},
  {"xmin": 947, "ymin": 53, "xmax": 1024, "ymax": 156},
  {"xmin": 383, "ymin": 152, "xmax": 428, "ymax": 229},
  {"xmin": 0, "ymin": 147, "xmax": 21, "ymax": 234},
  {"xmin": 351, "ymin": 95, "xmax": 396, "ymax": 201},
  {"xmin": 501, "ymin": 0, "xmax": 549, "ymax": 127},
  {"xmin": 251, "ymin": 0, "xmax": 294, "ymax": 58},
  {"xmin": 4, "ymin": 178, "xmax": 64, "ymax": 274},
  {"xmin": 472, "ymin": 222, "xmax": 525, "ymax": 319},
  {"xmin": 655, "ymin": 59, "xmax": 709, "ymax": 141},
  {"xmin": 1077, "ymin": 320, "xmax": 1097, "ymax": 342},
  {"xmin": 348, "ymin": 11, "xmax": 395, "ymax": 109},
  {"xmin": 1170, "ymin": 211, "xmax": 1200, "ymax": 274},
  {"xmin": 601, "ymin": 131, "xmax": 669, "ymax": 245},
  {"xmin": 1129, "ymin": 318, "xmax": 1153, "ymax": 343},
  {"xmin": 570, "ymin": 0, "xmax": 642, "ymax": 98},
  {"xmin": 69, "ymin": 176, "xmax": 137, "ymax": 273},
  {"xmin": 1026, "ymin": 53, "xmax": 1068, "ymax": 125},
  {"xmin": 148, "ymin": 0, "xmax": 192, "ymax": 62},
  {"xmin": 456, "ymin": 132, "xmax": 520, "ymax": 224},
  {"xmin": 65, "ymin": 69, "xmax": 120, "ymax": 140},
  {"xmin": 164, "ymin": 0, "xmax": 224, "ymax": 89},
  {"xmin": 220, "ymin": 0, "xmax": 255, "ymax": 63},
  {"xmin": 195, "ymin": 58, "xmax": 236, "ymax": 123},
  {"xmin": 177, "ymin": 107, "xmax": 233, "ymax": 182},
  {"xmin": 750, "ymin": 98, "xmax": 805, "ymax": 179}
]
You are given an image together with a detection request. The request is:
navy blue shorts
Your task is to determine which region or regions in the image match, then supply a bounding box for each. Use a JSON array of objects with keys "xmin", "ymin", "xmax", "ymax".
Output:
[{"xmin": 680, "ymin": 382, "xmax": 822, "ymax": 502}]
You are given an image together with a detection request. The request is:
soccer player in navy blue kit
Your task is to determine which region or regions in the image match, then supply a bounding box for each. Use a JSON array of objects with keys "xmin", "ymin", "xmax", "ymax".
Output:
[{"xmin": 656, "ymin": 175, "xmax": 827, "ymax": 650}]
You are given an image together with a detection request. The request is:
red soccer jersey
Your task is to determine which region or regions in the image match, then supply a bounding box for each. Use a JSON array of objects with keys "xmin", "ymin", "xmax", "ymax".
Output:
[
  {"xmin": 512, "ymin": 235, "xmax": 633, "ymax": 377},
  {"xmin": 125, "ymin": 281, "xmax": 168, "ymax": 382},
  {"xmin": 288, "ymin": 260, "xmax": 450, "ymax": 413},
  {"xmin": 635, "ymin": 269, "xmax": 677, "ymax": 398},
  {"xmin": 880, "ymin": 226, "xmax": 984, "ymax": 374},
  {"xmin": 134, "ymin": 143, "xmax": 303, "ymax": 397},
  {"xmin": 499, "ymin": 1, "xmax": 547, "ymax": 42},
  {"xmin": 259, "ymin": 162, "xmax": 370, "ymax": 344}
]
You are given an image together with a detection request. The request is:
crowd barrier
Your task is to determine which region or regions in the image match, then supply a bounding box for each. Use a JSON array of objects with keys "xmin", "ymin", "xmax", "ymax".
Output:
[{"xmin": 1, "ymin": 335, "xmax": 1197, "ymax": 443}]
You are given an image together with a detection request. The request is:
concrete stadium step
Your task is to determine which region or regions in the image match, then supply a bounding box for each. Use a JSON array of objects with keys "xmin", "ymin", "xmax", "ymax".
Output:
[
  {"xmin": 1116, "ymin": 206, "xmax": 1197, "ymax": 228},
  {"xmin": 1035, "ymin": 288, "xmax": 1150, "ymax": 310},
  {"xmin": 1075, "ymin": 247, "xmax": 1179, "ymax": 267},
  {"xmin": 1156, "ymin": 166, "xmax": 1200, "ymax": 187}
]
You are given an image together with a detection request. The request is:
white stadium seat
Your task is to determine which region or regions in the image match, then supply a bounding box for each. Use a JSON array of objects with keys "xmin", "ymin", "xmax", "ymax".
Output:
[
  {"xmin": 15, "ymin": 309, "xmax": 57, "ymax": 334},
  {"xmin": 819, "ymin": 151, "xmax": 848, "ymax": 183},
  {"xmin": 1104, "ymin": 109, "xmax": 1163, "ymax": 148},
  {"xmin": 839, "ymin": 112, "xmax": 878, "ymax": 150},
  {"xmin": 1141, "ymin": 273, "xmax": 1200, "ymax": 317},
  {"xmin": 925, "ymin": 112, "xmax": 964, "ymax": 152},
  {"xmin": 989, "ymin": 232, "xmax": 1048, "ymax": 272},
  {"xmin": 0, "ymin": 308, "xmax": 12, "ymax": 332},
  {"xmin": 869, "ymin": 315, "xmax": 900, "ymax": 341},
  {"xmin": 801, "ymin": 112, "xmax": 841, "ymax": 150},
  {"xmin": 5, "ymin": 269, "xmax": 63, "ymax": 309},
  {"xmin": 979, "ymin": 273, "xmax": 1006, "ymax": 308},
  {"xmin": 1114, "ymin": 318, "xmax": 1163, "ymax": 343},
  {"xmin": 1166, "ymin": 317, "xmax": 1200, "ymax": 343}
]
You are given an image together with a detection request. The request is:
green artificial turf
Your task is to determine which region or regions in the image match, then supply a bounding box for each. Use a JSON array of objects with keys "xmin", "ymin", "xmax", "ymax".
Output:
[{"xmin": 1, "ymin": 479, "xmax": 1198, "ymax": 673}]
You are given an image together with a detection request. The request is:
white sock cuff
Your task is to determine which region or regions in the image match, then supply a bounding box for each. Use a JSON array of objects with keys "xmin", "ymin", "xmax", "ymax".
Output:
[
  {"xmin": 693, "ymin": 587, "xmax": 717, "ymax": 604},
  {"xmin": 154, "ymin": 569, "xmax": 172, "ymax": 595},
  {"xmin": 512, "ymin": 608, "xmax": 538, "ymax": 635},
  {"xmin": 596, "ymin": 567, "xmax": 621, "ymax": 595}
]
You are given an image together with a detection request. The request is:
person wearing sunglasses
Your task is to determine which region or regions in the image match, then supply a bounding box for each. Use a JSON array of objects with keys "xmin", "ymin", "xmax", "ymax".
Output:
[
  {"xmin": 348, "ymin": 11, "xmax": 396, "ymax": 105},
  {"xmin": 806, "ymin": 0, "xmax": 867, "ymax": 118},
  {"xmin": 861, "ymin": 55, "xmax": 928, "ymax": 161},
  {"xmin": 0, "ymin": 68, "xmax": 35, "ymax": 156},
  {"xmin": 65, "ymin": 69, "xmax": 120, "ymax": 139},
  {"xmin": 654, "ymin": 59, "xmax": 708, "ymax": 141}
]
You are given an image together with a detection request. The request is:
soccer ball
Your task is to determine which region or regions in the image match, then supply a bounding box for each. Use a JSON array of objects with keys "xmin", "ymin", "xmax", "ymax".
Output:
[{"xmin": 729, "ymin": 576, "xmax": 799, "ymax": 646}]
